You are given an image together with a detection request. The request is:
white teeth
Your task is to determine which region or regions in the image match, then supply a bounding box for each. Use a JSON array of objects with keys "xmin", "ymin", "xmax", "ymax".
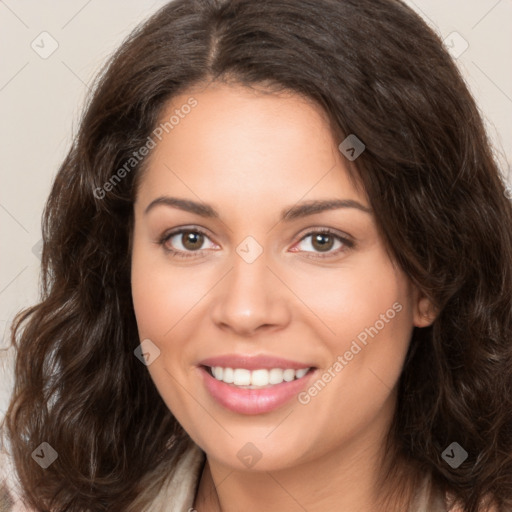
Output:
[
  {"xmin": 283, "ymin": 369, "xmax": 295, "ymax": 382},
  {"xmin": 223, "ymin": 367, "xmax": 234, "ymax": 383},
  {"xmin": 209, "ymin": 366, "xmax": 311, "ymax": 387},
  {"xmin": 295, "ymin": 368, "xmax": 309, "ymax": 379},
  {"xmin": 233, "ymin": 368, "xmax": 251, "ymax": 386},
  {"xmin": 268, "ymin": 368, "xmax": 283, "ymax": 384},
  {"xmin": 251, "ymin": 369, "xmax": 269, "ymax": 387}
]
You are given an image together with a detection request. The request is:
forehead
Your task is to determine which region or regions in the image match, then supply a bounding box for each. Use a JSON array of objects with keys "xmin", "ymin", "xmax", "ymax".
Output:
[{"xmin": 136, "ymin": 82, "xmax": 366, "ymax": 209}]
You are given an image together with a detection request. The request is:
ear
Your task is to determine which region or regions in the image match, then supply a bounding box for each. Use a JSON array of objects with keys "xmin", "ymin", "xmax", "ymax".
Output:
[{"xmin": 412, "ymin": 288, "xmax": 438, "ymax": 328}]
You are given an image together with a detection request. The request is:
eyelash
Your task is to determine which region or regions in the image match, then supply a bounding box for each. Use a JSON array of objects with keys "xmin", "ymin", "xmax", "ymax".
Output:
[{"xmin": 157, "ymin": 226, "xmax": 355, "ymax": 260}]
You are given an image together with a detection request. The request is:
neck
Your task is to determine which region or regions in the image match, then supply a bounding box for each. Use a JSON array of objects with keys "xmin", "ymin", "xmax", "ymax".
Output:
[{"xmin": 193, "ymin": 410, "xmax": 419, "ymax": 512}]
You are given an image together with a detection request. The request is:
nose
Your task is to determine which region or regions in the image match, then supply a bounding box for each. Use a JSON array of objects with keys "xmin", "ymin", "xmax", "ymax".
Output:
[{"xmin": 210, "ymin": 250, "xmax": 292, "ymax": 337}]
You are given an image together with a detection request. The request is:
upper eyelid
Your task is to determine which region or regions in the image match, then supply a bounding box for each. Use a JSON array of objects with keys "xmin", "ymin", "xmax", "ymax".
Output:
[{"xmin": 297, "ymin": 227, "xmax": 353, "ymax": 243}]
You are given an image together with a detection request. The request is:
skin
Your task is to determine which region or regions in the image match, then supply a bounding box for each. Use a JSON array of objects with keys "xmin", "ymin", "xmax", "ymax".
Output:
[{"xmin": 131, "ymin": 81, "xmax": 436, "ymax": 512}]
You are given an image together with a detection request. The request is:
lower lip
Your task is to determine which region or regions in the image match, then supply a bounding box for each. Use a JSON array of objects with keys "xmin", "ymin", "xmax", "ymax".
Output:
[{"xmin": 198, "ymin": 366, "xmax": 317, "ymax": 415}]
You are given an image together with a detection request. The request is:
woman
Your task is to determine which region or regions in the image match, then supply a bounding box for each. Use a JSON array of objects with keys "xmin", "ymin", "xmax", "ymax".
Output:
[{"xmin": 1, "ymin": 0, "xmax": 511, "ymax": 510}]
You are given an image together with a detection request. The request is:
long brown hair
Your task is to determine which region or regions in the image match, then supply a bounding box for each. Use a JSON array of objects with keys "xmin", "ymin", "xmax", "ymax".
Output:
[{"xmin": 2, "ymin": 0, "xmax": 511, "ymax": 510}]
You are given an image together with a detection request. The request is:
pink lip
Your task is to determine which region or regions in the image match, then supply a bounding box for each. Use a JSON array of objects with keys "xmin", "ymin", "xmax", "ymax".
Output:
[
  {"xmin": 198, "ymin": 354, "xmax": 315, "ymax": 370},
  {"xmin": 198, "ymin": 365, "xmax": 317, "ymax": 415}
]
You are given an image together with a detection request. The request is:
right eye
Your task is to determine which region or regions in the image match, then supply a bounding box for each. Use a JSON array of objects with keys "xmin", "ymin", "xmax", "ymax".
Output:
[{"xmin": 158, "ymin": 227, "xmax": 219, "ymax": 259}]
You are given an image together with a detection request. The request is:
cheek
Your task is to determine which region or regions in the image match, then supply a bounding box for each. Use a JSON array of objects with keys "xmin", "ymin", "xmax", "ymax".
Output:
[
  {"xmin": 131, "ymin": 238, "xmax": 208, "ymax": 339},
  {"xmin": 295, "ymin": 255, "xmax": 414, "ymax": 411},
  {"xmin": 293, "ymin": 258, "xmax": 414, "ymax": 442},
  {"xmin": 288, "ymin": 251, "xmax": 413, "ymax": 349},
  {"xmin": 130, "ymin": 242, "xmax": 199, "ymax": 416}
]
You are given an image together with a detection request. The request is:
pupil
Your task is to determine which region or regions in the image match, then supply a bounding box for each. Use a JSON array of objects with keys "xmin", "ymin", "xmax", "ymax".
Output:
[
  {"xmin": 313, "ymin": 233, "xmax": 333, "ymax": 252},
  {"xmin": 183, "ymin": 231, "xmax": 203, "ymax": 250}
]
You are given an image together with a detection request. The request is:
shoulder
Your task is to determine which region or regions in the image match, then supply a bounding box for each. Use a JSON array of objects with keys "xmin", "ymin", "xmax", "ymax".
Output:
[
  {"xmin": 445, "ymin": 487, "xmax": 501, "ymax": 512},
  {"xmin": 0, "ymin": 449, "xmax": 36, "ymax": 511},
  {"xmin": 411, "ymin": 469, "xmax": 505, "ymax": 512},
  {"xmin": 408, "ymin": 470, "xmax": 447, "ymax": 512},
  {"xmin": 0, "ymin": 480, "xmax": 15, "ymax": 512},
  {"xmin": 134, "ymin": 439, "xmax": 206, "ymax": 512},
  {"xmin": 0, "ymin": 474, "xmax": 30, "ymax": 511},
  {"xmin": 0, "ymin": 439, "xmax": 205, "ymax": 512},
  {"xmin": 150, "ymin": 441, "xmax": 205, "ymax": 511}
]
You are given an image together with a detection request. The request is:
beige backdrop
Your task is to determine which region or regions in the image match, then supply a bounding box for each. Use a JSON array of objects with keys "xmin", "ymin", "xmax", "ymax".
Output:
[{"xmin": 1, "ymin": 0, "xmax": 511, "ymax": 415}]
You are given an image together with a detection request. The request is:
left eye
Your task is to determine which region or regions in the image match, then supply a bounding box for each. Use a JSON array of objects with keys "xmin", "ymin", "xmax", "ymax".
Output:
[{"xmin": 293, "ymin": 230, "xmax": 351, "ymax": 256}]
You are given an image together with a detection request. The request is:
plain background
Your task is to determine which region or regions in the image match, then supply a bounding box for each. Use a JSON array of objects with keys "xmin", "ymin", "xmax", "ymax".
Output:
[{"xmin": 1, "ymin": 0, "xmax": 511, "ymax": 417}]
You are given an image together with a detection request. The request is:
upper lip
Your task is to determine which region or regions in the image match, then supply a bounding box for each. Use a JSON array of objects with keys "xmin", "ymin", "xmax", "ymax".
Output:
[{"xmin": 198, "ymin": 354, "xmax": 316, "ymax": 371}]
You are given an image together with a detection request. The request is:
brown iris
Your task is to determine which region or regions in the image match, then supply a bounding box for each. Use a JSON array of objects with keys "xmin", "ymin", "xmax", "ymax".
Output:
[
  {"xmin": 182, "ymin": 230, "xmax": 204, "ymax": 250},
  {"xmin": 311, "ymin": 233, "xmax": 334, "ymax": 252}
]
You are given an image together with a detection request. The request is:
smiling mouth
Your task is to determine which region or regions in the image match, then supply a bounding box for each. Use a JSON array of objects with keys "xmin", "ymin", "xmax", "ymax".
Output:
[{"xmin": 202, "ymin": 365, "xmax": 316, "ymax": 389}]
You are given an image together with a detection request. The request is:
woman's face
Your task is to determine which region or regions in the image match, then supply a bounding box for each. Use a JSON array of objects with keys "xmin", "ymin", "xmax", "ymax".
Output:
[{"xmin": 131, "ymin": 82, "xmax": 433, "ymax": 472}]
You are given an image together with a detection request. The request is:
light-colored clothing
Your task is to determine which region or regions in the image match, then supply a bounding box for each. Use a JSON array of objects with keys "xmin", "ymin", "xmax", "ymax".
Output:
[{"xmin": 144, "ymin": 442, "xmax": 205, "ymax": 512}]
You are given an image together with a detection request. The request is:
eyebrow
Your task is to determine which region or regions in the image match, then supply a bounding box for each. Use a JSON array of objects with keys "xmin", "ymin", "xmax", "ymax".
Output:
[{"xmin": 144, "ymin": 196, "xmax": 372, "ymax": 220}]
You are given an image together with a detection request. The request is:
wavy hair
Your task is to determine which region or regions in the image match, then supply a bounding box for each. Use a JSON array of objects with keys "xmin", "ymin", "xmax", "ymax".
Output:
[{"xmin": 2, "ymin": 0, "xmax": 512, "ymax": 510}]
